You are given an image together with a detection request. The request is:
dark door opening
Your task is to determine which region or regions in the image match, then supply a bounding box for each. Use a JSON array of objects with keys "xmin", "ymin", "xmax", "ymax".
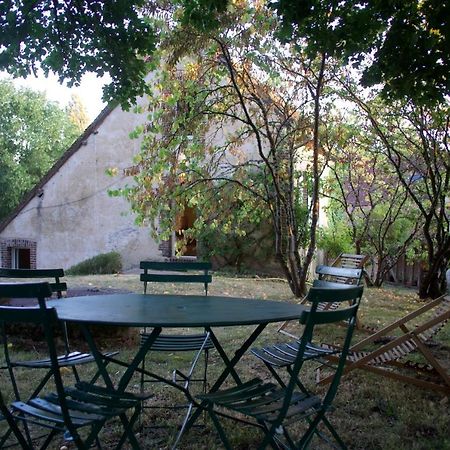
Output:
[
  {"xmin": 175, "ymin": 206, "xmax": 197, "ymax": 256},
  {"xmin": 14, "ymin": 248, "xmax": 31, "ymax": 269}
]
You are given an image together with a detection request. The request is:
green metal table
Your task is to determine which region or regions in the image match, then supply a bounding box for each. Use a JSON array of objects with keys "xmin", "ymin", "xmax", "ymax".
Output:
[{"xmin": 48, "ymin": 294, "xmax": 306, "ymax": 437}]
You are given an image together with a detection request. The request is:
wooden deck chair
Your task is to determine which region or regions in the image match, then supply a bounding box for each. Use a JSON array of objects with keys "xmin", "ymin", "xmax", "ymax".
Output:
[
  {"xmin": 317, "ymin": 295, "xmax": 450, "ymax": 394},
  {"xmin": 278, "ymin": 264, "xmax": 364, "ymax": 338}
]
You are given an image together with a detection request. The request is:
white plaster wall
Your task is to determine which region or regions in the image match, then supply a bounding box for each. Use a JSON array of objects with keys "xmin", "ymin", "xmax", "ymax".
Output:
[{"xmin": 0, "ymin": 105, "xmax": 161, "ymax": 270}]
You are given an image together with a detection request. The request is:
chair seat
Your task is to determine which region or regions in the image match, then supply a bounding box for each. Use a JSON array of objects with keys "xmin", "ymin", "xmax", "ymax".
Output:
[
  {"xmin": 11, "ymin": 351, "xmax": 119, "ymax": 369},
  {"xmin": 198, "ymin": 378, "xmax": 322, "ymax": 422},
  {"xmin": 251, "ymin": 341, "xmax": 339, "ymax": 368},
  {"xmin": 11, "ymin": 381, "xmax": 146, "ymax": 429},
  {"xmin": 140, "ymin": 333, "xmax": 214, "ymax": 352}
]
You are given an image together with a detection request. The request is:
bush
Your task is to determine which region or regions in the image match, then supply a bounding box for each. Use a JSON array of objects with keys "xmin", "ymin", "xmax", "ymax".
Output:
[{"xmin": 66, "ymin": 252, "xmax": 122, "ymax": 275}]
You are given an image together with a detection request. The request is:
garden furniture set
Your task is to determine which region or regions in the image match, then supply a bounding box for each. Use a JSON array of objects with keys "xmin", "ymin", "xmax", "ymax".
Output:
[{"xmin": 1, "ymin": 258, "xmax": 447, "ymax": 448}]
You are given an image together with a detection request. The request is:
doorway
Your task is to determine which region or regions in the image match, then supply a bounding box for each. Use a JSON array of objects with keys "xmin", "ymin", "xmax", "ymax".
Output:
[{"xmin": 175, "ymin": 206, "xmax": 197, "ymax": 256}]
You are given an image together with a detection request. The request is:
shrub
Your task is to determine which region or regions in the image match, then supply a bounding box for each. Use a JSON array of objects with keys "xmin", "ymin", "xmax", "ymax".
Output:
[{"xmin": 66, "ymin": 252, "xmax": 122, "ymax": 275}]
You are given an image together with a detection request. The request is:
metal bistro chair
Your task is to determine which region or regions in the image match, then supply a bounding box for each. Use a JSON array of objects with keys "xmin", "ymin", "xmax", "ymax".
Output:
[
  {"xmin": 0, "ymin": 268, "xmax": 117, "ymax": 402},
  {"xmin": 252, "ymin": 283, "xmax": 363, "ymax": 391},
  {"xmin": 0, "ymin": 282, "xmax": 143, "ymax": 449},
  {"xmin": 277, "ymin": 265, "xmax": 363, "ymax": 344},
  {"xmin": 196, "ymin": 286, "xmax": 363, "ymax": 450},
  {"xmin": 139, "ymin": 260, "xmax": 214, "ymax": 446}
]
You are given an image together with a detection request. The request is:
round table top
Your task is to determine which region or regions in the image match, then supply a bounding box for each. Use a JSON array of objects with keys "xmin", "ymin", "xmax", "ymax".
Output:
[{"xmin": 48, "ymin": 293, "xmax": 306, "ymax": 327}]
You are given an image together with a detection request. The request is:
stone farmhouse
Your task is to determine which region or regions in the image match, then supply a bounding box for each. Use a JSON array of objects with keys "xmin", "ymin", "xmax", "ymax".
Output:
[
  {"xmin": 0, "ymin": 82, "xmax": 326, "ymax": 273},
  {"xmin": 0, "ymin": 102, "xmax": 181, "ymax": 271}
]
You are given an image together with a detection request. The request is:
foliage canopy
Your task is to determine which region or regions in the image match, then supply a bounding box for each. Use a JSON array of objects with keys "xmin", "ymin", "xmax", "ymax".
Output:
[{"xmin": 0, "ymin": 80, "xmax": 80, "ymax": 221}]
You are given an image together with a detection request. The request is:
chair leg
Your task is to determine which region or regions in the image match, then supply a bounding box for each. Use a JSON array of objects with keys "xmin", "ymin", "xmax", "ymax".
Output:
[
  {"xmin": 296, "ymin": 413, "xmax": 323, "ymax": 449},
  {"xmin": 0, "ymin": 404, "xmax": 32, "ymax": 449},
  {"xmin": 322, "ymin": 415, "xmax": 347, "ymax": 450},
  {"xmin": 258, "ymin": 422, "xmax": 286, "ymax": 450},
  {"xmin": 264, "ymin": 361, "xmax": 287, "ymax": 388},
  {"xmin": 170, "ymin": 336, "xmax": 211, "ymax": 448},
  {"xmin": 171, "ymin": 401, "xmax": 194, "ymax": 449},
  {"xmin": 39, "ymin": 427, "xmax": 60, "ymax": 450},
  {"xmin": 208, "ymin": 407, "xmax": 233, "ymax": 450},
  {"xmin": 113, "ymin": 407, "xmax": 142, "ymax": 450}
]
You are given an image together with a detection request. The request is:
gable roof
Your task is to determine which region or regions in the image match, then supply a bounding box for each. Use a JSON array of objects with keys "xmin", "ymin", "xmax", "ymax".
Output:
[{"xmin": 0, "ymin": 103, "xmax": 116, "ymax": 234}]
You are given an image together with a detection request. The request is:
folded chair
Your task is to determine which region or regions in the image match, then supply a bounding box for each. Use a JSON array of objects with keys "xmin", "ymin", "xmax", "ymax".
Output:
[
  {"xmin": 278, "ymin": 264, "xmax": 364, "ymax": 339},
  {"xmin": 317, "ymin": 294, "xmax": 450, "ymax": 394},
  {"xmin": 139, "ymin": 260, "xmax": 214, "ymax": 447},
  {"xmin": 0, "ymin": 282, "xmax": 143, "ymax": 449},
  {"xmin": 0, "ymin": 268, "xmax": 117, "ymax": 401},
  {"xmin": 252, "ymin": 286, "xmax": 364, "ymax": 391},
  {"xmin": 194, "ymin": 286, "xmax": 362, "ymax": 450}
]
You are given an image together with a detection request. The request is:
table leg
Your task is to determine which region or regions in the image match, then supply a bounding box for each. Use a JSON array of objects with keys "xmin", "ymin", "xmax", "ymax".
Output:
[
  {"xmin": 118, "ymin": 327, "xmax": 162, "ymax": 392},
  {"xmin": 183, "ymin": 323, "xmax": 267, "ymax": 434},
  {"xmin": 81, "ymin": 324, "xmax": 115, "ymax": 390},
  {"xmin": 80, "ymin": 325, "xmax": 163, "ymax": 393}
]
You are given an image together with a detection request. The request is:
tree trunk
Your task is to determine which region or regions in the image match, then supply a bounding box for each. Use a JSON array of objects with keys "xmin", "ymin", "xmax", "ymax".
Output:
[{"xmin": 418, "ymin": 255, "xmax": 449, "ymax": 299}]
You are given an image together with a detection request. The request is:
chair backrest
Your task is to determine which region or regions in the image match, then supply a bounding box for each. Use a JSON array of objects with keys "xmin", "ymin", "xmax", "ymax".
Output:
[
  {"xmin": 314, "ymin": 265, "xmax": 363, "ymax": 287},
  {"xmin": 140, "ymin": 260, "xmax": 212, "ymax": 295},
  {"xmin": 0, "ymin": 268, "xmax": 67, "ymax": 298},
  {"xmin": 0, "ymin": 281, "xmax": 55, "ymax": 371},
  {"xmin": 0, "ymin": 282, "xmax": 76, "ymax": 437},
  {"xmin": 279, "ymin": 286, "xmax": 363, "ymax": 419},
  {"xmin": 331, "ymin": 253, "xmax": 368, "ymax": 269},
  {"xmin": 0, "ymin": 282, "xmax": 71, "ymax": 414}
]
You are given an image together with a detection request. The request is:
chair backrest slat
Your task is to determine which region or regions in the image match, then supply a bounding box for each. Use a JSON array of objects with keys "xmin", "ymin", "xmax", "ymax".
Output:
[
  {"xmin": 301, "ymin": 304, "xmax": 359, "ymax": 325},
  {"xmin": 139, "ymin": 260, "xmax": 212, "ymax": 295},
  {"xmin": 332, "ymin": 253, "xmax": 368, "ymax": 269},
  {"xmin": 316, "ymin": 265, "xmax": 363, "ymax": 285},
  {"xmin": 305, "ymin": 285, "xmax": 364, "ymax": 304},
  {"xmin": 0, "ymin": 268, "xmax": 67, "ymax": 298},
  {"xmin": 140, "ymin": 273, "xmax": 212, "ymax": 284},
  {"xmin": 0, "ymin": 268, "xmax": 64, "ymax": 278},
  {"xmin": 140, "ymin": 261, "xmax": 211, "ymax": 272}
]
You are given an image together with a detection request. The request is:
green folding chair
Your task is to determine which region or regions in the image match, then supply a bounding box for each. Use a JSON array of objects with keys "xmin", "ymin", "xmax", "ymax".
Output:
[
  {"xmin": 278, "ymin": 265, "xmax": 364, "ymax": 338},
  {"xmin": 0, "ymin": 268, "xmax": 117, "ymax": 402},
  {"xmin": 252, "ymin": 277, "xmax": 363, "ymax": 389},
  {"xmin": 0, "ymin": 282, "xmax": 143, "ymax": 449},
  {"xmin": 139, "ymin": 260, "xmax": 214, "ymax": 447},
  {"xmin": 196, "ymin": 286, "xmax": 363, "ymax": 449}
]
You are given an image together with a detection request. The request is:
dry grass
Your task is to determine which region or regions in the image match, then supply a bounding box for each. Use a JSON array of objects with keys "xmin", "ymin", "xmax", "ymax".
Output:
[{"xmin": 1, "ymin": 273, "xmax": 449, "ymax": 449}]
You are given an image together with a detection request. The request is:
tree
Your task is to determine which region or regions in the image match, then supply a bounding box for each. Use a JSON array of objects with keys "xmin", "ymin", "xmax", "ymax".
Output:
[
  {"xmin": 322, "ymin": 120, "xmax": 421, "ymax": 287},
  {"xmin": 270, "ymin": 0, "xmax": 450, "ymax": 104},
  {"xmin": 0, "ymin": 0, "xmax": 157, "ymax": 107},
  {"xmin": 340, "ymin": 87, "xmax": 450, "ymax": 298},
  {"xmin": 0, "ymin": 80, "xmax": 80, "ymax": 221},
  {"xmin": 1, "ymin": 1, "xmax": 448, "ymax": 106},
  {"xmin": 67, "ymin": 94, "xmax": 90, "ymax": 132},
  {"xmin": 113, "ymin": 4, "xmax": 332, "ymax": 296}
]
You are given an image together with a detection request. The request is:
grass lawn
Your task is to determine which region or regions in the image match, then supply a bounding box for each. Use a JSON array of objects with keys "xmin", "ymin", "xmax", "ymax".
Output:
[{"xmin": 1, "ymin": 272, "xmax": 449, "ymax": 449}]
